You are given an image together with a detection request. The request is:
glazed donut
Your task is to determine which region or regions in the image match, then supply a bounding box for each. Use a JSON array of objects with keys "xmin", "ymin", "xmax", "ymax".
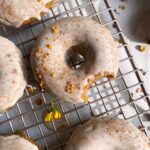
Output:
[
  {"xmin": 65, "ymin": 117, "xmax": 150, "ymax": 150},
  {"xmin": 0, "ymin": 36, "xmax": 27, "ymax": 112},
  {"xmin": 30, "ymin": 17, "xmax": 119, "ymax": 103},
  {"xmin": 0, "ymin": 0, "xmax": 61, "ymax": 27},
  {"xmin": 0, "ymin": 134, "xmax": 39, "ymax": 150}
]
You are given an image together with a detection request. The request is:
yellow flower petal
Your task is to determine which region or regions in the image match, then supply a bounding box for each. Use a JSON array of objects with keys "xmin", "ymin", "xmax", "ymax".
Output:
[
  {"xmin": 57, "ymin": 112, "xmax": 61, "ymax": 119},
  {"xmin": 54, "ymin": 111, "xmax": 59, "ymax": 119},
  {"xmin": 45, "ymin": 112, "xmax": 54, "ymax": 122}
]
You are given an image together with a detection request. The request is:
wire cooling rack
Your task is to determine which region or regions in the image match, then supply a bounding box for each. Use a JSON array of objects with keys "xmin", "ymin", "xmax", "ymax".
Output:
[{"xmin": 0, "ymin": 0, "xmax": 150, "ymax": 149}]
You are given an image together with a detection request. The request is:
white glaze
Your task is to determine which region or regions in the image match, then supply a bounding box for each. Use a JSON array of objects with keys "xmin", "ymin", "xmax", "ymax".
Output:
[
  {"xmin": 30, "ymin": 17, "xmax": 119, "ymax": 103},
  {"xmin": 0, "ymin": 0, "xmax": 59, "ymax": 27},
  {"xmin": 65, "ymin": 117, "xmax": 150, "ymax": 150},
  {"xmin": 0, "ymin": 135, "xmax": 38, "ymax": 150},
  {"xmin": 0, "ymin": 36, "xmax": 27, "ymax": 112}
]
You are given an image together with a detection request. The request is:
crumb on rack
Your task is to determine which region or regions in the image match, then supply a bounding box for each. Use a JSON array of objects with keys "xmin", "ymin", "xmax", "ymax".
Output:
[
  {"xmin": 136, "ymin": 88, "xmax": 143, "ymax": 93},
  {"xmin": 118, "ymin": 5, "xmax": 125, "ymax": 10},
  {"xmin": 27, "ymin": 86, "xmax": 36, "ymax": 94},
  {"xmin": 136, "ymin": 45, "xmax": 146, "ymax": 52}
]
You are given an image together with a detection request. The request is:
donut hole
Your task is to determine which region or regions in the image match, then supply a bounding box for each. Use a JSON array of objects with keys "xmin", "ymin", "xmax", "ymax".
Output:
[
  {"xmin": 65, "ymin": 44, "xmax": 95, "ymax": 71},
  {"xmin": 66, "ymin": 45, "xmax": 85, "ymax": 69}
]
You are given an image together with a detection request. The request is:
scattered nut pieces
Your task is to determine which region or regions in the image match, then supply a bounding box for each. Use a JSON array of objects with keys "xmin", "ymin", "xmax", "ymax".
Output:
[{"xmin": 51, "ymin": 26, "xmax": 58, "ymax": 33}]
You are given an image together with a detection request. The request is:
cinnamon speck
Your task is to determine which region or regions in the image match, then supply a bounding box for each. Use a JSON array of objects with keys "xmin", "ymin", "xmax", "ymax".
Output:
[
  {"xmin": 12, "ymin": 69, "xmax": 17, "ymax": 74},
  {"xmin": 6, "ymin": 53, "xmax": 11, "ymax": 57},
  {"xmin": 12, "ymin": 80, "xmax": 16, "ymax": 84}
]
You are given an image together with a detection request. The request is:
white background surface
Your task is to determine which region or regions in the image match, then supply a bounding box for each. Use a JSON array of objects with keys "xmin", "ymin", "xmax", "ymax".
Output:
[{"xmin": 109, "ymin": 0, "xmax": 150, "ymax": 94}]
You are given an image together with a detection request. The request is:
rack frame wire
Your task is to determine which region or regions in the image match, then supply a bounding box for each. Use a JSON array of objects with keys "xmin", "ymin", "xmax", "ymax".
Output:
[{"xmin": 0, "ymin": 0, "xmax": 150, "ymax": 149}]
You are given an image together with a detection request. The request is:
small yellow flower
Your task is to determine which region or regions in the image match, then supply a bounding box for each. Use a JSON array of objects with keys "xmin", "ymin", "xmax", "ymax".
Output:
[
  {"xmin": 45, "ymin": 109, "xmax": 61, "ymax": 122},
  {"xmin": 44, "ymin": 98, "xmax": 62, "ymax": 122}
]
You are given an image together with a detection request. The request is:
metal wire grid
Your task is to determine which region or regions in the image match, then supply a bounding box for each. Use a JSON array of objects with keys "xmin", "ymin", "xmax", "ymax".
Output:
[{"xmin": 0, "ymin": 0, "xmax": 150, "ymax": 149}]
